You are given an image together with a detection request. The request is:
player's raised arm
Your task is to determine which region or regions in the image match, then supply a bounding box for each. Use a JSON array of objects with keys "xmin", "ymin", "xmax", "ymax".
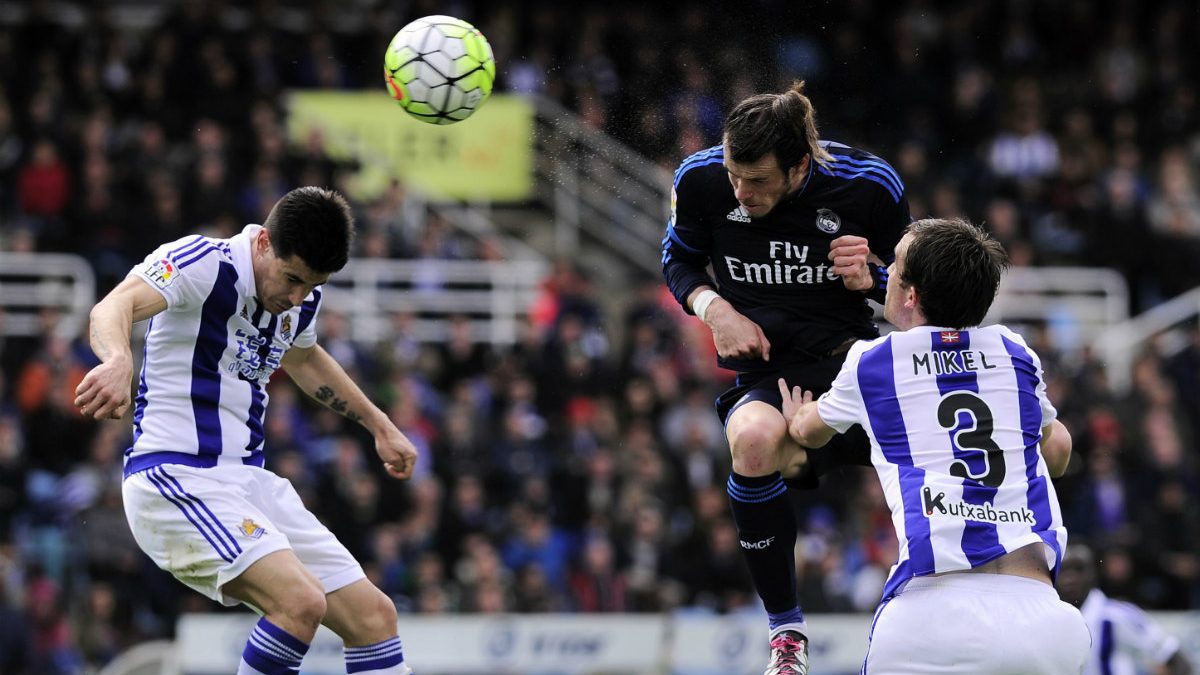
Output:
[
  {"xmin": 282, "ymin": 344, "xmax": 418, "ymax": 480},
  {"xmin": 74, "ymin": 275, "xmax": 168, "ymax": 420}
]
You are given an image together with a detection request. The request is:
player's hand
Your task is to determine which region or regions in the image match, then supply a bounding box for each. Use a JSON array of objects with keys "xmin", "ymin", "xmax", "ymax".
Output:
[
  {"xmin": 706, "ymin": 299, "xmax": 771, "ymax": 362},
  {"xmin": 829, "ymin": 235, "xmax": 874, "ymax": 291},
  {"xmin": 74, "ymin": 358, "xmax": 133, "ymax": 420},
  {"xmin": 777, "ymin": 378, "xmax": 814, "ymax": 424},
  {"xmin": 375, "ymin": 425, "xmax": 419, "ymax": 480}
]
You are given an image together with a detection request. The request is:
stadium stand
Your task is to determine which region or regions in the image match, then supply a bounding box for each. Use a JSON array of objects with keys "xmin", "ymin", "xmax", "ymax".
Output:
[{"xmin": 0, "ymin": 1, "xmax": 1198, "ymax": 672}]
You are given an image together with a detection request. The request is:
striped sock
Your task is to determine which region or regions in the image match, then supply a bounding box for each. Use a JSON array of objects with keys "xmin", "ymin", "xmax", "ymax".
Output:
[
  {"xmin": 238, "ymin": 617, "xmax": 309, "ymax": 675},
  {"xmin": 345, "ymin": 636, "xmax": 408, "ymax": 674}
]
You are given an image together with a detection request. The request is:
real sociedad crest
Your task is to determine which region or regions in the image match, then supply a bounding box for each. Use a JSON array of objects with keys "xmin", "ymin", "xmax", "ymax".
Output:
[
  {"xmin": 816, "ymin": 208, "xmax": 841, "ymax": 234},
  {"xmin": 240, "ymin": 518, "xmax": 266, "ymax": 539}
]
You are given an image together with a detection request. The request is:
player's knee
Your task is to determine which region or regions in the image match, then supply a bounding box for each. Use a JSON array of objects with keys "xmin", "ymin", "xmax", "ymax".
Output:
[
  {"xmin": 364, "ymin": 588, "xmax": 398, "ymax": 635},
  {"xmin": 728, "ymin": 424, "xmax": 784, "ymax": 475},
  {"xmin": 282, "ymin": 583, "xmax": 328, "ymax": 631}
]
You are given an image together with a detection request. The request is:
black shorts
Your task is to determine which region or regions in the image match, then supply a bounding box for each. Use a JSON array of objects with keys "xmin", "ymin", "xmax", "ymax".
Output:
[
  {"xmin": 714, "ymin": 349, "xmax": 871, "ymax": 486},
  {"xmin": 714, "ymin": 353, "xmax": 849, "ymax": 425}
]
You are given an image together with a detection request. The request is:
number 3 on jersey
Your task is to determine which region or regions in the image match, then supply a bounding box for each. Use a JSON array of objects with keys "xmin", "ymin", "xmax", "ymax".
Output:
[{"xmin": 938, "ymin": 391, "xmax": 1006, "ymax": 488}]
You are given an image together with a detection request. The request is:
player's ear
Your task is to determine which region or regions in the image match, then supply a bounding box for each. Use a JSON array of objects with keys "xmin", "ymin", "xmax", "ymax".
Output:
[
  {"xmin": 256, "ymin": 228, "xmax": 271, "ymax": 254},
  {"xmin": 790, "ymin": 154, "xmax": 810, "ymax": 183}
]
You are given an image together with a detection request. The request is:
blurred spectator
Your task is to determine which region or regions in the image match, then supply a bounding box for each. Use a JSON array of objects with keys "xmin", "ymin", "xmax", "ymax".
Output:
[
  {"xmin": 17, "ymin": 138, "xmax": 69, "ymax": 220},
  {"xmin": 26, "ymin": 574, "xmax": 82, "ymax": 675},
  {"xmin": 0, "ymin": 567, "xmax": 30, "ymax": 673},
  {"xmin": 568, "ymin": 535, "xmax": 627, "ymax": 612}
]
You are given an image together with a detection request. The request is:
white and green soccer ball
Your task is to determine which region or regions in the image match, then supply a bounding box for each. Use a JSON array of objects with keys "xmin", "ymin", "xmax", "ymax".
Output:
[{"xmin": 384, "ymin": 15, "xmax": 496, "ymax": 125}]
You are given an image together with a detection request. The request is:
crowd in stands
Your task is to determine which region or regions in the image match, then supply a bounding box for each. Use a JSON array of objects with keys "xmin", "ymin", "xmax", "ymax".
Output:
[{"xmin": 0, "ymin": 0, "xmax": 1198, "ymax": 672}]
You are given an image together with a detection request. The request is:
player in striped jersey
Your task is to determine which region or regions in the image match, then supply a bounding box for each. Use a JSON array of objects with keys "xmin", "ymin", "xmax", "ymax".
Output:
[
  {"xmin": 661, "ymin": 81, "xmax": 909, "ymax": 675},
  {"xmin": 1058, "ymin": 545, "xmax": 1193, "ymax": 675},
  {"xmin": 74, "ymin": 187, "xmax": 418, "ymax": 675},
  {"xmin": 780, "ymin": 218, "xmax": 1087, "ymax": 674}
]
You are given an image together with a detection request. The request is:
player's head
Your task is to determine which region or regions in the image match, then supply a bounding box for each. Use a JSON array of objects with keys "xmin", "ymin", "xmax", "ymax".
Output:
[
  {"xmin": 722, "ymin": 81, "xmax": 835, "ymax": 219},
  {"xmin": 253, "ymin": 187, "xmax": 354, "ymax": 314},
  {"xmin": 1055, "ymin": 544, "xmax": 1097, "ymax": 607},
  {"xmin": 263, "ymin": 186, "xmax": 354, "ymax": 273},
  {"xmin": 884, "ymin": 217, "xmax": 1009, "ymax": 330}
]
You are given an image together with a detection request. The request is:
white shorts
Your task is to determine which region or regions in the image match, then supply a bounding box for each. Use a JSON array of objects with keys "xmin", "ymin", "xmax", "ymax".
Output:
[
  {"xmin": 123, "ymin": 463, "xmax": 364, "ymax": 606},
  {"xmin": 863, "ymin": 573, "xmax": 1089, "ymax": 675}
]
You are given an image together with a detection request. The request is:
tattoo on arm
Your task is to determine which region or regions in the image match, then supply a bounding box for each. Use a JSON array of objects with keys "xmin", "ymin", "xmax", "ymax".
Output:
[{"xmin": 312, "ymin": 384, "xmax": 363, "ymax": 423}]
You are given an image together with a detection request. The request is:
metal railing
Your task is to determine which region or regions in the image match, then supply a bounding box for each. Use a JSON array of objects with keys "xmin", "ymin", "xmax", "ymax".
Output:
[
  {"xmin": 1093, "ymin": 285, "xmax": 1200, "ymax": 393},
  {"xmin": 0, "ymin": 252, "xmax": 96, "ymax": 338},
  {"xmin": 0, "ymin": 253, "xmax": 546, "ymax": 346},
  {"xmin": 987, "ymin": 267, "xmax": 1129, "ymax": 340},
  {"xmin": 532, "ymin": 96, "xmax": 672, "ymax": 276},
  {"xmin": 322, "ymin": 259, "xmax": 548, "ymax": 344}
]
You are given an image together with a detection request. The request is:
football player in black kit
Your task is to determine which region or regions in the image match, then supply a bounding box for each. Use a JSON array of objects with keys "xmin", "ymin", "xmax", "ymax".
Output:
[{"xmin": 661, "ymin": 81, "xmax": 909, "ymax": 675}]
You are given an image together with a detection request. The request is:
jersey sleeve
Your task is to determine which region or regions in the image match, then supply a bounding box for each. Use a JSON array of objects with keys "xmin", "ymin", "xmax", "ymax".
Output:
[
  {"xmin": 1034, "ymin": 357, "xmax": 1057, "ymax": 425},
  {"xmin": 662, "ymin": 167, "xmax": 717, "ymax": 313},
  {"xmin": 816, "ymin": 341, "xmax": 868, "ymax": 433},
  {"xmin": 865, "ymin": 171, "xmax": 911, "ymax": 304},
  {"xmin": 130, "ymin": 236, "xmax": 219, "ymax": 313},
  {"xmin": 291, "ymin": 287, "xmax": 323, "ymax": 349},
  {"xmin": 1000, "ymin": 326, "xmax": 1057, "ymax": 425}
]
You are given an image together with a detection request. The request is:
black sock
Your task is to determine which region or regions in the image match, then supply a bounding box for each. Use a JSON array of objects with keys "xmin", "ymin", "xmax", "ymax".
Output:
[{"xmin": 726, "ymin": 471, "xmax": 799, "ymax": 615}]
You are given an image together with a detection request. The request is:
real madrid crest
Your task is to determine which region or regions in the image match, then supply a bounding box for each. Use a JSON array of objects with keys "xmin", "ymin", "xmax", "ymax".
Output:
[
  {"xmin": 816, "ymin": 208, "xmax": 842, "ymax": 234},
  {"xmin": 281, "ymin": 314, "xmax": 292, "ymax": 340}
]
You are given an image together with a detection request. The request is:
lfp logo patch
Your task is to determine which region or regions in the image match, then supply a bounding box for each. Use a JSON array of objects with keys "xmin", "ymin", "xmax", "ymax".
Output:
[
  {"xmin": 146, "ymin": 259, "xmax": 177, "ymax": 289},
  {"xmin": 240, "ymin": 518, "xmax": 266, "ymax": 540}
]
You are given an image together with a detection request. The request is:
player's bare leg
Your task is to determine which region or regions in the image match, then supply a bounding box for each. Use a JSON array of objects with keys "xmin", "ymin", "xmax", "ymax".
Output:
[
  {"xmin": 223, "ymin": 550, "xmax": 326, "ymax": 674},
  {"xmin": 224, "ymin": 550, "xmax": 327, "ymax": 639},
  {"xmin": 323, "ymin": 579, "xmax": 398, "ymax": 645},
  {"xmin": 726, "ymin": 402, "xmax": 791, "ymax": 477},
  {"xmin": 725, "ymin": 402, "xmax": 810, "ymax": 674},
  {"xmin": 324, "ymin": 579, "xmax": 412, "ymax": 674}
]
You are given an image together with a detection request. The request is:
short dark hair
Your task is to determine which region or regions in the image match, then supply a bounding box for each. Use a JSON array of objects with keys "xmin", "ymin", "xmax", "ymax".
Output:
[
  {"xmin": 262, "ymin": 187, "xmax": 354, "ymax": 273},
  {"xmin": 723, "ymin": 80, "xmax": 834, "ymax": 172},
  {"xmin": 901, "ymin": 218, "xmax": 1009, "ymax": 329}
]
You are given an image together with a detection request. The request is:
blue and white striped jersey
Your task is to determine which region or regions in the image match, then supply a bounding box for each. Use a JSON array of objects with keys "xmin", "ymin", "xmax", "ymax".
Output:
[
  {"xmin": 1080, "ymin": 588, "xmax": 1182, "ymax": 675},
  {"xmin": 123, "ymin": 224, "xmax": 322, "ymax": 477},
  {"xmin": 817, "ymin": 324, "xmax": 1067, "ymax": 601}
]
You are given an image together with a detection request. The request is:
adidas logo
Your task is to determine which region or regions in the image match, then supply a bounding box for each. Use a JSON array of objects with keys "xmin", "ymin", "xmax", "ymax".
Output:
[{"xmin": 727, "ymin": 206, "xmax": 751, "ymax": 222}]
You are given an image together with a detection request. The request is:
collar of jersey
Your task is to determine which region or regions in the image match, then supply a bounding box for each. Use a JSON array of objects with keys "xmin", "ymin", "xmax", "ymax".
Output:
[{"xmin": 782, "ymin": 159, "xmax": 817, "ymax": 205}]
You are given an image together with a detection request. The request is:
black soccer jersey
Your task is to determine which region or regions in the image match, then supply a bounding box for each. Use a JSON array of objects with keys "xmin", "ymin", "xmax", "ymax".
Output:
[{"xmin": 662, "ymin": 141, "xmax": 910, "ymax": 373}]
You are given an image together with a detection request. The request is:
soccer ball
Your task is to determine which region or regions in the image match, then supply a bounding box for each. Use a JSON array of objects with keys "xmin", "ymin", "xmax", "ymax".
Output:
[{"xmin": 384, "ymin": 15, "xmax": 496, "ymax": 125}]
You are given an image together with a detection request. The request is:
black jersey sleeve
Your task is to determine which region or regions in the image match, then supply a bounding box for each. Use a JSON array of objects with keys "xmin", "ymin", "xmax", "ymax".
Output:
[
  {"xmin": 662, "ymin": 166, "xmax": 718, "ymax": 314},
  {"xmin": 864, "ymin": 178, "xmax": 911, "ymax": 304}
]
